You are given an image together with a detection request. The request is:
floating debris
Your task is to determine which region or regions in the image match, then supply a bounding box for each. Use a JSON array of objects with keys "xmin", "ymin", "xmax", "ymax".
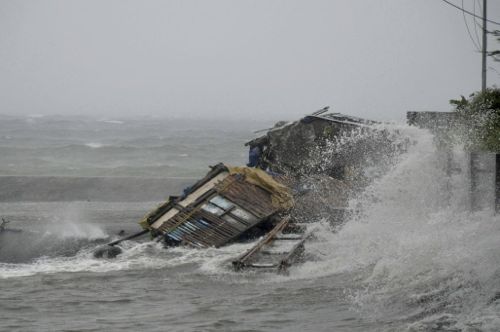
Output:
[
  {"xmin": 231, "ymin": 216, "xmax": 311, "ymax": 274},
  {"xmin": 0, "ymin": 218, "xmax": 22, "ymax": 234}
]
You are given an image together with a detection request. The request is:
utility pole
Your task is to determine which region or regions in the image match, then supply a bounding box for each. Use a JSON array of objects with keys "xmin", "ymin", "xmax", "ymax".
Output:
[{"xmin": 482, "ymin": 0, "xmax": 487, "ymax": 92}]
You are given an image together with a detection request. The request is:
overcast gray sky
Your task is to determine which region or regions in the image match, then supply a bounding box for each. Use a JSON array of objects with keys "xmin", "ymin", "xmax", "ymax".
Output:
[{"xmin": 1, "ymin": 0, "xmax": 500, "ymax": 121}]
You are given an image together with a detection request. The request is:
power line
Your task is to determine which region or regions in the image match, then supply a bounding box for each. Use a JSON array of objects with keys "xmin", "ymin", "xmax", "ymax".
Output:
[
  {"xmin": 473, "ymin": 0, "xmax": 482, "ymax": 46},
  {"xmin": 440, "ymin": 0, "xmax": 500, "ymax": 26},
  {"xmin": 473, "ymin": 3, "xmax": 496, "ymax": 37},
  {"xmin": 462, "ymin": 0, "xmax": 481, "ymax": 51},
  {"xmin": 473, "ymin": 0, "xmax": 489, "ymax": 32}
]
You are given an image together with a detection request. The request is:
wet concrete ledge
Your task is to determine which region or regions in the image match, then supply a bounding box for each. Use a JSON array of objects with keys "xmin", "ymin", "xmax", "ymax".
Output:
[{"xmin": 0, "ymin": 176, "xmax": 195, "ymax": 202}]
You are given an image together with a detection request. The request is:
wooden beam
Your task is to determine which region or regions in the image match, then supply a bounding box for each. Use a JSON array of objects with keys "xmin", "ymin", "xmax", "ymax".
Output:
[{"xmin": 232, "ymin": 216, "xmax": 290, "ymax": 270}]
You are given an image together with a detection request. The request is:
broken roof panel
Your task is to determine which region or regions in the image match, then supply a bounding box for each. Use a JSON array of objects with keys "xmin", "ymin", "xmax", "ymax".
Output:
[{"xmin": 245, "ymin": 107, "xmax": 377, "ymax": 147}]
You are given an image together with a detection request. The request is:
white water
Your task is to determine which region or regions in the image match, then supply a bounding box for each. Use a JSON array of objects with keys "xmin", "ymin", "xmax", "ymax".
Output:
[
  {"xmin": 84, "ymin": 142, "xmax": 105, "ymax": 149},
  {"xmin": 291, "ymin": 125, "xmax": 500, "ymax": 330},
  {"xmin": 0, "ymin": 239, "xmax": 260, "ymax": 279}
]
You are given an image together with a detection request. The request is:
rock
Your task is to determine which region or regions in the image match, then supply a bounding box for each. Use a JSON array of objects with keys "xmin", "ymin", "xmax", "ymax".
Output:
[{"xmin": 93, "ymin": 245, "xmax": 123, "ymax": 259}]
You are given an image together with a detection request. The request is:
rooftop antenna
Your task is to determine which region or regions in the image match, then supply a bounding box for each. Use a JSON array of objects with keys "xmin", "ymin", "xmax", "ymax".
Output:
[{"xmin": 311, "ymin": 106, "xmax": 329, "ymax": 116}]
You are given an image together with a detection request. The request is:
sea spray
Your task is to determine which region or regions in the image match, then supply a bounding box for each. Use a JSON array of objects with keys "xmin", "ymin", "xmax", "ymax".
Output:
[
  {"xmin": 292, "ymin": 125, "xmax": 500, "ymax": 330},
  {"xmin": 0, "ymin": 202, "xmax": 109, "ymax": 264},
  {"xmin": 290, "ymin": 122, "xmax": 410, "ymax": 225},
  {"xmin": 43, "ymin": 203, "xmax": 107, "ymax": 240}
]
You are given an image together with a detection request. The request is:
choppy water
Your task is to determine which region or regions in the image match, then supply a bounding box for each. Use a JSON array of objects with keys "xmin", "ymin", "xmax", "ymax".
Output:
[
  {"xmin": 0, "ymin": 114, "xmax": 262, "ymax": 177},
  {"xmin": 1, "ymin": 116, "xmax": 499, "ymax": 331}
]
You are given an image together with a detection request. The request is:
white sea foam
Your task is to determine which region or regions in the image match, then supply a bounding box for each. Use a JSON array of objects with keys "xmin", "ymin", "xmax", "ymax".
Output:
[
  {"xmin": 0, "ymin": 239, "xmax": 257, "ymax": 279},
  {"xmin": 0, "ymin": 242, "xmax": 168, "ymax": 278},
  {"xmin": 84, "ymin": 142, "xmax": 104, "ymax": 148},
  {"xmin": 98, "ymin": 119, "xmax": 124, "ymax": 125}
]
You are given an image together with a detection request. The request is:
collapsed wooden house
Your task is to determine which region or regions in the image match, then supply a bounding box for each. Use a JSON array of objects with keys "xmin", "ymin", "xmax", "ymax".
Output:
[
  {"xmin": 138, "ymin": 163, "xmax": 292, "ymax": 247},
  {"xmin": 129, "ymin": 163, "xmax": 307, "ymax": 272}
]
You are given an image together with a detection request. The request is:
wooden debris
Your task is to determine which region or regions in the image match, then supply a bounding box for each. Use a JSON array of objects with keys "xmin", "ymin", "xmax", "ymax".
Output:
[{"xmin": 232, "ymin": 216, "xmax": 309, "ymax": 274}]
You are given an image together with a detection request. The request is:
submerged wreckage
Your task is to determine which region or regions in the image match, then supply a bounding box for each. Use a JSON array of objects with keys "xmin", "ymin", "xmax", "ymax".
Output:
[{"xmin": 97, "ymin": 107, "xmax": 400, "ymax": 273}]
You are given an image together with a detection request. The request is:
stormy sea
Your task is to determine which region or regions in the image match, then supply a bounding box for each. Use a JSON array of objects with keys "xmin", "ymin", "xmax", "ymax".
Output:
[{"xmin": 1, "ymin": 115, "xmax": 499, "ymax": 332}]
